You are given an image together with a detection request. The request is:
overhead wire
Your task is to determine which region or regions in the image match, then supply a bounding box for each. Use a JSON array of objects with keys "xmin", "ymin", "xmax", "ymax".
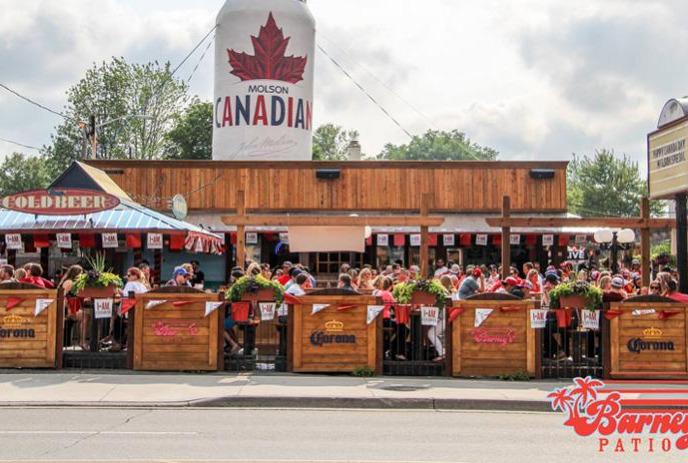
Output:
[
  {"xmin": 316, "ymin": 44, "xmax": 414, "ymax": 139},
  {"xmin": 0, "ymin": 136, "xmax": 41, "ymax": 152},
  {"xmin": 0, "ymin": 82, "xmax": 72, "ymax": 121}
]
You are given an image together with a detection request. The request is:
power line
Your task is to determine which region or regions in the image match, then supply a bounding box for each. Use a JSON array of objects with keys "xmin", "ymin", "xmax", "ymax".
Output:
[
  {"xmin": 186, "ymin": 33, "xmax": 215, "ymax": 85},
  {"xmin": 0, "ymin": 136, "xmax": 41, "ymax": 152},
  {"xmin": 317, "ymin": 44, "xmax": 414, "ymax": 139},
  {"xmin": 0, "ymin": 82, "xmax": 71, "ymax": 121},
  {"xmin": 318, "ymin": 34, "xmax": 437, "ymax": 131}
]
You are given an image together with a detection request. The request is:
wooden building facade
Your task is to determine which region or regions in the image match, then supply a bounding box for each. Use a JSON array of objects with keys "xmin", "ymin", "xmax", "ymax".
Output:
[{"xmin": 88, "ymin": 160, "xmax": 571, "ymax": 282}]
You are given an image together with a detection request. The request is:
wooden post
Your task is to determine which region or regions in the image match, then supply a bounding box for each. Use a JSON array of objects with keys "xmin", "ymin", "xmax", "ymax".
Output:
[
  {"xmin": 640, "ymin": 197, "xmax": 651, "ymax": 287},
  {"xmin": 501, "ymin": 196, "xmax": 511, "ymax": 279},
  {"xmin": 677, "ymin": 193, "xmax": 688, "ymax": 293},
  {"xmin": 420, "ymin": 193, "xmax": 431, "ymax": 279},
  {"xmin": 153, "ymin": 249, "xmax": 162, "ymax": 288},
  {"xmin": 236, "ymin": 190, "xmax": 246, "ymax": 270}
]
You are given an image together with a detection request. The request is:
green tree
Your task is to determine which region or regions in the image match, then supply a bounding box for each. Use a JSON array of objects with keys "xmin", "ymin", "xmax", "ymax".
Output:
[
  {"xmin": 567, "ymin": 149, "xmax": 664, "ymax": 217},
  {"xmin": 164, "ymin": 99, "xmax": 213, "ymax": 160},
  {"xmin": 377, "ymin": 129, "xmax": 498, "ymax": 160},
  {"xmin": 0, "ymin": 153, "xmax": 52, "ymax": 196},
  {"xmin": 312, "ymin": 124, "xmax": 360, "ymax": 160},
  {"xmin": 43, "ymin": 57, "xmax": 188, "ymax": 176}
]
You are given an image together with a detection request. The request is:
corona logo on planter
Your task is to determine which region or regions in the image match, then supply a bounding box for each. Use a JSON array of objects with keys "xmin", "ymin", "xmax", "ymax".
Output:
[
  {"xmin": 0, "ymin": 189, "xmax": 120, "ymax": 215},
  {"xmin": 213, "ymin": 0, "xmax": 315, "ymax": 161}
]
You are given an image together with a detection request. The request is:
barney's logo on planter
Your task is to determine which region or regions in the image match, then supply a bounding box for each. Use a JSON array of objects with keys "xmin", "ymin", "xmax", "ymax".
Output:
[
  {"xmin": 550, "ymin": 377, "xmax": 688, "ymax": 454},
  {"xmin": 1, "ymin": 189, "xmax": 120, "ymax": 215}
]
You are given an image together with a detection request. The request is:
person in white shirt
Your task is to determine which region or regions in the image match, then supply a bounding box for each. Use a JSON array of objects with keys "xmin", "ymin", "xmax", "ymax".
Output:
[
  {"xmin": 122, "ymin": 267, "xmax": 149, "ymax": 295},
  {"xmin": 285, "ymin": 273, "xmax": 309, "ymax": 296},
  {"xmin": 433, "ymin": 259, "xmax": 448, "ymax": 278}
]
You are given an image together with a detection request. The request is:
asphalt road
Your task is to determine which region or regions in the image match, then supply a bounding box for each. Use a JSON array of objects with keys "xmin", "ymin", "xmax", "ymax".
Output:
[{"xmin": 0, "ymin": 407, "xmax": 678, "ymax": 462}]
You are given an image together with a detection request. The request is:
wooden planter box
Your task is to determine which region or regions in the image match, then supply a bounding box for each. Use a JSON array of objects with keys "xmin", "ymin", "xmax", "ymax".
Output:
[
  {"xmin": 132, "ymin": 291, "xmax": 224, "ymax": 371},
  {"xmin": 608, "ymin": 299, "xmax": 688, "ymax": 379},
  {"xmin": 558, "ymin": 294, "xmax": 587, "ymax": 309},
  {"xmin": 410, "ymin": 291, "xmax": 436, "ymax": 306},
  {"xmin": 288, "ymin": 295, "xmax": 380, "ymax": 374},
  {"xmin": 451, "ymin": 299, "xmax": 536, "ymax": 378},
  {"xmin": 240, "ymin": 288, "xmax": 276, "ymax": 302},
  {"xmin": 78, "ymin": 285, "xmax": 117, "ymax": 299},
  {"xmin": 0, "ymin": 288, "xmax": 62, "ymax": 369}
]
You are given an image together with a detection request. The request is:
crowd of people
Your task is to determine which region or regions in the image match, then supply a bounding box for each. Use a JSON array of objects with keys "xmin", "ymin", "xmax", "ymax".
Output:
[{"xmin": 4, "ymin": 254, "xmax": 688, "ymax": 361}]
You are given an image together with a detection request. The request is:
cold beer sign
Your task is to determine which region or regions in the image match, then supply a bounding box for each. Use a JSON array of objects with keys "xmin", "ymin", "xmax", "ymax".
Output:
[{"xmin": 1, "ymin": 189, "xmax": 120, "ymax": 215}]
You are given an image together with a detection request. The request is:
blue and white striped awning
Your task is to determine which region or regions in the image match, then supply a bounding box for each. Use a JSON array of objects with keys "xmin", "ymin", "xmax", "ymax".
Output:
[{"xmin": 0, "ymin": 199, "xmax": 219, "ymax": 237}]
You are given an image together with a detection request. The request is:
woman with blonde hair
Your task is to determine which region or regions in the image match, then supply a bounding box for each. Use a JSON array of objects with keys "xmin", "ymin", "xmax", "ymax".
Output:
[
  {"xmin": 357, "ymin": 268, "xmax": 374, "ymax": 291},
  {"xmin": 245, "ymin": 262, "xmax": 261, "ymax": 277}
]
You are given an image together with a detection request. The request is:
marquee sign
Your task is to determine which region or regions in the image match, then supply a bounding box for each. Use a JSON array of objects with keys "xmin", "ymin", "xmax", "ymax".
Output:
[{"xmin": 0, "ymin": 189, "xmax": 120, "ymax": 215}]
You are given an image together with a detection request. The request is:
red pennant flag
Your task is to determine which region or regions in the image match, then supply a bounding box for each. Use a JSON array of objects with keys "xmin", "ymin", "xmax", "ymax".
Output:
[
  {"xmin": 79, "ymin": 233, "xmax": 96, "ymax": 249},
  {"xmin": 393, "ymin": 234, "xmax": 405, "ymax": 247},
  {"xmin": 658, "ymin": 310, "xmax": 681, "ymax": 320},
  {"xmin": 500, "ymin": 306, "xmax": 521, "ymax": 312},
  {"xmin": 365, "ymin": 235, "xmax": 373, "ymax": 246},
  {"xmin": 604, "ymin": 309, "xmax": 622, "ymax": 320},
  {"xmin": 428, "ymin": 234, "xmax": 438, "ymax": 246},
  {"xmin": 558, "ymin": 235, "xmax": 570, "ymax": 246},
  {"xmin": 169, "ymin": 235, "xmax": 185, "ymax": 251},
  {"xmin": 526, "ymin": 235, "xmax": 537, "ymax": 246},
  {"xmin": 459, "ymin": 234, "xmax": 472, "ymax": 246},
  {"xmin": 284, "ymin": 293, "xmax": 302, "ymax": 305},
  {"xmin": 120, "ymin": 298, "xmax": 136, "ymax": 315},
  {"xmin": 492, "ymin": 235, "xmax": 502, "ymax": 246},
  {"xmin": 336, "ymin": 304, "xmax": 357, "ymax": 312},
  {"xmin": 33, "ymin": 234, "xmax": 50, "ymax": 248},
  {"xmin": 172, "ymin": 300, "xmax": 194, "ymax": 307},
  {"xmin": 449, "ymin": 307, "xmax": 464, "ymax": 323},
  {"xmin": 126, "ymin": 234, "xmax": 142, "ymax": 249},
  {"xmin": 6, "ymin": 297, "xmax": 24, "ymax": 310}
]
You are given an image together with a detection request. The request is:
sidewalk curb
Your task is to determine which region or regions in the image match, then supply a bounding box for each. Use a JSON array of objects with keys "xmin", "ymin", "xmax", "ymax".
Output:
[{"xmin": 0, "ymin": 397, "xmax": 553, "ymax": 412}]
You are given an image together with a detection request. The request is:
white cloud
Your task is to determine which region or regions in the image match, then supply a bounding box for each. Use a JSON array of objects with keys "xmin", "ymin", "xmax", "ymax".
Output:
[{"xmin": 0, "ymin": 0, "xmax": 681, "ymax": 170}]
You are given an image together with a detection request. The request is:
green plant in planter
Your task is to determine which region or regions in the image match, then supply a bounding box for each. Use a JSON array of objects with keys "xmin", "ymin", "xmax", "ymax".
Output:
[
  {"xmin": 73, "ymin": 252, "xmax": 123, "ymax": 292},
  {"xmin": 227, "ymin": 275, "xmax": 284, "ymax": 305},
  {"xmin": 549, "ymin": 281, "xmax": 603, "ymax": 311},
  {"xmin": 392, "ymin": 279, "xmax": 448, "ymax": 308}
]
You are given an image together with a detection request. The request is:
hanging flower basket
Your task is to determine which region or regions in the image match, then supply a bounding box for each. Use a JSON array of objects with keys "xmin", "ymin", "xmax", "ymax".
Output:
[
  {"xmin": 393, "ymin": 280, "xmax": 448, "ymax": 308},
  {"xmin": 549, "ymin": 281, "xmax": 602, "ymax": 312},
  {"xmin": 227, "ymin": 276, "xmax": 284, "ymax": 305}
]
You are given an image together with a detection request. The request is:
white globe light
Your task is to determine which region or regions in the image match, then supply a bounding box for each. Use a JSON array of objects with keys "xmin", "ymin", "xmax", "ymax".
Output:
[
  {"xmin": 617, "ymin": 228, "xmax": 636, "ymax": 244},
  {"xmin": 364, "ymin": 226, "xmax": 372, "ymax": 239},
  {"xmin": 593, "ymin": 229, "xmax": 614, "ymax": 243}
]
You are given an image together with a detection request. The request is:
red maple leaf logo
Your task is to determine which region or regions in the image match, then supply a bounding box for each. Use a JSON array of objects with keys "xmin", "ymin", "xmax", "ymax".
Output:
[{"xmin": 227, "ymin": 12, "xmax": 307, "ymax": 84}]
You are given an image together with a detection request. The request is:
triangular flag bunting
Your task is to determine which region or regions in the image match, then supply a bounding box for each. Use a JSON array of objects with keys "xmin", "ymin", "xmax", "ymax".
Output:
[
  {"xmin": 336, "ymin": 304, "xmax": 357, "ymax": 312},
  {"xmin": 34, "ymin": 299, "xmax": 53, "ymax": 316},
  {"xmin": 172, "ymin": 300, "xmax": 194, "ymax": 307},
  {"xmin": 284, "ymin": 293, "xmax": 302, "ymax": 305},
  {"xmin": 205, "ymin": 301, "xmax": 223, "ymax": 317},
  {"xmin": 145, "ymin": 300, "xmax": 167, "ymax": 309},
  {"xmin": 312, "ymin": 303, "xmax": 329, "ymax": 315},
  {"xmin": 120, "ymin": 298, "xmax": 136, "ymax": 315},
  {"xmin": 367, "ymin": 305, "xmax": 384, "ymax": 324},
  {"xmin": 449, "ymin": 307, "xmax": 464, "ymax": 323},
  {"xmin": 7, "ymin": 297, "xmax": 25, "ymax": 311},
  {"xmin": 474, "ymin": 308, "xmax": 493, "ymax": 327}
]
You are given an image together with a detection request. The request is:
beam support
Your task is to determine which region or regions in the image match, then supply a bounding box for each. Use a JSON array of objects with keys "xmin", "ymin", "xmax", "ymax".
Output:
[
  {"xmin": 236, "ymin": 190, "xmax": 246, "ymax": 270},
  {"xmin": 677, "ymin": 193, "xmax": 688, "ymax": 292},
  {"xmin": 419, "ymin": 193, "xmax": 432, "ymax": 279},
  {"xmin": 501, "ymin": 196, "xmax": 511, "ymax": 279},
  {"xmin": 640, "ymin": 197, "xmax": 651, "ymax": 287}
]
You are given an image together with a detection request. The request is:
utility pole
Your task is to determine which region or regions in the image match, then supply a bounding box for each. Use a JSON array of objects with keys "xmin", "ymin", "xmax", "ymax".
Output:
[{"xmin": 89, "ymin": 114, "xmax": 97, "ymax": 159}]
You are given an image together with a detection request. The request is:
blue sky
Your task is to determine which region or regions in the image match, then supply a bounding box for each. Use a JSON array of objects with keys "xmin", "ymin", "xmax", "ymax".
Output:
[{"xmin": 1, "ymin": 0, "xmax": 686, "ymax": 168}]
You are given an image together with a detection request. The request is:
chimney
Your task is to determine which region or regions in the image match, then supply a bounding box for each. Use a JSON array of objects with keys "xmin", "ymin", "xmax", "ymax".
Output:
[{"xmin": 347, "ymin": 139, "xmax": 362, "ymax": 161}]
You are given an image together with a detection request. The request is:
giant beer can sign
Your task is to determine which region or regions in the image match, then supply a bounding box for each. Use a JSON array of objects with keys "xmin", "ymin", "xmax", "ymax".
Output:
[{"xmin": 213, "ymin": 0, "xmax": 315, "ymax": 161}]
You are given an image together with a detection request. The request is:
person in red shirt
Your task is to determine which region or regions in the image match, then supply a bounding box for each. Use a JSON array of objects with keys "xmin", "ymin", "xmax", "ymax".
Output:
[
  {"xmin": 666, "ymin": 279, "xmax": 688, "ymax": 303},
  {"xmin": 277, "ymin": 261, "xmax": 293, "ymax": 286},
  {"xmin": 19, "ymin": 263, "xmax": 47, "ymax": 288}
]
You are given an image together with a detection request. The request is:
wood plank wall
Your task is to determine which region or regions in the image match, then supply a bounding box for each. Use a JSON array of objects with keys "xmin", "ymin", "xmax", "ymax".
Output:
[{"xmin": 89, "ymin": 161, "xmax": 568, "ymax": 213}]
